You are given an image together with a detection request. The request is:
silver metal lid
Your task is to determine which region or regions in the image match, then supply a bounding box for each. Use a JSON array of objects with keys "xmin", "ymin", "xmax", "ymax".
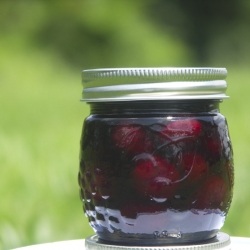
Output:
[
  {"xmin": 81, "ymin": 68, "xmax": 228, "ymax": 102},
  {"xmin": 85, "ymin": 233, "xmax": 231, "ymax": 250}
]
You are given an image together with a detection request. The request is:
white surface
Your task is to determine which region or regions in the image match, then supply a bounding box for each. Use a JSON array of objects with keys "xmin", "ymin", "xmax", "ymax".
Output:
[
  {"xmin": 12, "ymin": 237, "xmax": 250, "ymax": 250},
  {"xmin": 230, "ymin": 237, "xmax": 250, "ymax": 249},
  {"xmin": 12, "ymin": 240, "xmax": 85, "ymax": 250}
]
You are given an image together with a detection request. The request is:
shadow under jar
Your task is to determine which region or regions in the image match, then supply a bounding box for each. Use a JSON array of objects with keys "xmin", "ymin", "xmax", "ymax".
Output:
[{"xmin": 78, "ymin": 68, "xmax": 234, "ymax": 245}]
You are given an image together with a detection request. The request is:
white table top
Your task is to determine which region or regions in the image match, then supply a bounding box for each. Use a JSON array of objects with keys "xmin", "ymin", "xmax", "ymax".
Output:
[{"xmin": 12, "ymin": 237, "xmax": 250, "ymax": 250}]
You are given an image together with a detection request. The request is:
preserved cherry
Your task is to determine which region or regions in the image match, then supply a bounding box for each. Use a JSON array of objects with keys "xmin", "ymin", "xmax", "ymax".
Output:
[
  {"xmin": 132, "ymin": 155, "xmax": 180, "ymax": 199},
  {"xmin": 78, "ymin": 101, "xmax": 233, "ymax": 245},
  {"xmin": 163, "ymin": 119, "xmax": 202, "ymax": 138}
]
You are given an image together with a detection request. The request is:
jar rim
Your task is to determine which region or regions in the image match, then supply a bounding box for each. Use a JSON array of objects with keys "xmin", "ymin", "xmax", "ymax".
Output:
[{"xmin": 81, "ymin": 67, "xmax": 228, "ymax": 102}]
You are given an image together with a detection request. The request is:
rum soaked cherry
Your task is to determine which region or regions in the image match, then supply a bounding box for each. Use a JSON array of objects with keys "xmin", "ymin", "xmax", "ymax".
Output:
[
  {"xmin": 179, "ymin": 152, "xmax": 209, "ymax": 187},
  {"xmin": 79, "ymin": 112, "xmax": 233, "ymax": 244},
  {"xmin": 132, "ymin": 154, "xmax": 180, "ymax": 199},
  {"xmin": 163, "ymin": 119, "xmax": 202, "ymax": 138},
  {"xmin": 192, "ymin": 175, "xmax": 228, "ymax": 210},
  {"xmin": 112, "ymin": 125, "xmax": 153, "ymax": 155}
]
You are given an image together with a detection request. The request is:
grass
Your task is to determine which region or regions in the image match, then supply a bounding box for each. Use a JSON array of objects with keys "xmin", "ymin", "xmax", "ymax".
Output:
[
  {"xmin": 1, "ymin": 37, "xmax": 250, "ymax": 249},
  {"xmin": 219, "ymin": 66, "xmax": 250, "ymax": 237},
  {"xmin": 0, "ymin": 39, "xmax": 92, "ymax": 249}
]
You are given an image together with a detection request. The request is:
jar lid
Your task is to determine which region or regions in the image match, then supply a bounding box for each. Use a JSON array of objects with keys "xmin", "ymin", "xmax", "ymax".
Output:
[
  {"xmin": 81, "ymin": 67, "xmax": 228, "ymax": 102},
  {"xmin": 85, "ymin": 233, "xmax": 231, "ymax": 250}
]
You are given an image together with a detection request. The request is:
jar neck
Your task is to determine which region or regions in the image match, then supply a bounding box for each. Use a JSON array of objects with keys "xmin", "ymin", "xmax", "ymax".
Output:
[{"xmin": 88, "ymin": 100, "xmax": 221, "ymax": 116}]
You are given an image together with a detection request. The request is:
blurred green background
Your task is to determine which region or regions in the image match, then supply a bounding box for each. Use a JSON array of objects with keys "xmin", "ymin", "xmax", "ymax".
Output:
[{"xmin": 1, "ymin": 1, "xmax": 250, "ymax": 249}]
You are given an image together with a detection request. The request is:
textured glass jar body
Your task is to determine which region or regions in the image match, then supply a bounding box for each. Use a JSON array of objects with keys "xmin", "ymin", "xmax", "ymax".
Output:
[{"xmin": 78, "ymin": 101, "xmax": 234, "ymax": 245}]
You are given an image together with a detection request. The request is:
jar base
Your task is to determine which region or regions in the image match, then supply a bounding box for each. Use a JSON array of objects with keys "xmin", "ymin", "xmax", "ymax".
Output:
[
  {"xmin": 85, "ymin": 232, "xmax": 230, "ymax": 249},
  {"xmin": 96, "ymin": 229, "xmax": 221, "ymax": 245}
]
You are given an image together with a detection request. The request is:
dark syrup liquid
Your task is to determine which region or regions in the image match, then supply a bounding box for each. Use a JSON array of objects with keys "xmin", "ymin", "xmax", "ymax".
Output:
[{"xmin": 78, "ymin": 109, "xmax": 233, "ymax": 245}]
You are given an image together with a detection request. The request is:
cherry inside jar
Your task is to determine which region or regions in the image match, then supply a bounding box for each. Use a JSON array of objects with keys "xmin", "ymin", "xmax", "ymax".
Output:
[{"xmin": 78, "ymin": 100, "xmax": 234, "ymax": 245}]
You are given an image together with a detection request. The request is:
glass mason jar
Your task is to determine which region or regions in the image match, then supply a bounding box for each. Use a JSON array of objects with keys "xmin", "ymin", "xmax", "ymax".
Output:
[{"xmin": 78, "ymin": 68, "xmax": 234, "ymax": 245}]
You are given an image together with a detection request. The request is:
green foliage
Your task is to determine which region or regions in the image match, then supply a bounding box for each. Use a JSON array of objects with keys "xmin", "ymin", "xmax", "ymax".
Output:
[
  {"xmin": 0, "ymin": 1, "xmax": 250, "ymax": 249},
  {"xmin": 220, "ymin": 67, "xmax": 250, "ymax": 237},
  {"xmin": 0, "ymin": 39, "xmax": 92, "ymax": 249},
  {"xmin": 0, "ymin": 1, "xmax": 192, "ymax": 71}
]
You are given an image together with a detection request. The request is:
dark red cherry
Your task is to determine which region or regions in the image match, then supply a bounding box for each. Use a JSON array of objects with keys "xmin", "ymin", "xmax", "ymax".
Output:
[
  {"xmin": 192, "ymin": 175, "xmax": 227, "ymax": 210},
  {"xmin": 112, "ymin": 125, "xmax": 153, "ymax": 155},
  {"xmin": 163, "ymin": 119, "xmax": 202, "ymax": 138},
  {"xmin": 204, "ymin": 131, "xmax": 222, "ymax": 160},
  {"xmin": 133, "ymin": 155, "xmax": 180, "ymax": 199},
  {"xmin": 180, "ymin": 152, "xmax": 209, "ymax": 186}
]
